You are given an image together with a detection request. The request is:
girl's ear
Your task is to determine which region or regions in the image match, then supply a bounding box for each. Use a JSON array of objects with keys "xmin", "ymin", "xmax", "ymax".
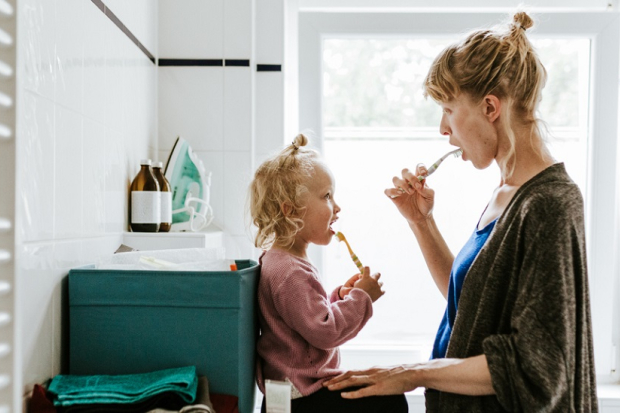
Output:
[
  {"xmin": 482, "ymin": 95, "xmax": 501, "ymax": 123},
  {"xmin": 281, "ymin": 201, "xmax": 293, "ymax": 217}
]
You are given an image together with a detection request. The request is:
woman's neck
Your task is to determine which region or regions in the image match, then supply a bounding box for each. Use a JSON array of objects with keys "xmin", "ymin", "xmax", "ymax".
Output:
[{"xmin": 497, "ymin": 128, "xmax": 555, "ymax": 187}]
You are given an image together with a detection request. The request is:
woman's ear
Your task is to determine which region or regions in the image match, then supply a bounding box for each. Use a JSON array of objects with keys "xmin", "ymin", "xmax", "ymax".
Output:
[{"xmin": 483, "ymin": 95, "xmax": 501, "ymax": 123}]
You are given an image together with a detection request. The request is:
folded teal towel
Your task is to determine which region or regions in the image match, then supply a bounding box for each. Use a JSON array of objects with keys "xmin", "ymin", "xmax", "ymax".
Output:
[{"xmin": 48, "ymin": 366, "xmax": 198, "ymax": 407}]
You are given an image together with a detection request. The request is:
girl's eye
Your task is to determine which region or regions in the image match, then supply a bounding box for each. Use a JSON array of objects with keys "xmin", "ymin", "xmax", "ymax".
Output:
[{"xmin": 324, "ymin": 193, "xmax": 331, "ymax": 200}]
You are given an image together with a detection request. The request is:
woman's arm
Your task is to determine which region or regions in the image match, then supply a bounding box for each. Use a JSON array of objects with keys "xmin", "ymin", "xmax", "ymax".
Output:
[
  {"xmin": 324, "ymin": 355, "xmax": 494, "ymax": 398},
  {"xmin": 386, "ymin": 168, "xmax": 454, "ymax": 298},
  {"xmin": 408, "ymin": 217, "xmax": 454, "ymax": 298}
]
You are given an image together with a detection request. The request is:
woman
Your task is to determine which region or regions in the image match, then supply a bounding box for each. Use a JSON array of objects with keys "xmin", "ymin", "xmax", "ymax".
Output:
[{"xmin": 324, "ymin": 11, "xmax": 597, "ymax": 412}]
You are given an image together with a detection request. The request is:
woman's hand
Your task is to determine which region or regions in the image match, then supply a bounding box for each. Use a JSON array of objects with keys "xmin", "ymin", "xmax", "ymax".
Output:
[
  {"xmin": 325, "ymin": 356, "xmax": 494, "ymax": 398},
  {"xmin": 384, "ymin": 164, "xmax": 435, "ymax": 225},
  {"xmin": 339, "ymin": 273, "xmax": 361, "ymax": 299},
  {"xmin": 324, "ymin": 366, "xmax": 419, "ymax": 398}
]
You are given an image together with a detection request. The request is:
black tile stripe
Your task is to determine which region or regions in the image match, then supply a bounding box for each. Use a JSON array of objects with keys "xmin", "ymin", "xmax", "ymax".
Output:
[
  {"xmin": 225, "ymin": 59, "xmax": 250, "ymax": 67},
  {"xmin": 92, "ymin": 0, "xmax": 155, "ymax": 64},
  {"xmin": 159, "ymin": 59, "xmax": 224, "ymax": 67},
  {"xmin": 257, "ymin": 64, "xmax": 282, "ymax": 72}
]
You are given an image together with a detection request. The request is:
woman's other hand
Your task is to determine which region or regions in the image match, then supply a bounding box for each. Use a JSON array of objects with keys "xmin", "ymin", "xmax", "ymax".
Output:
[
  {"xmin": 385, "ymin": 164, "xmax": 435, "ymax": 225},
  {"xmin": 324, "ymin": 366, "xmax": 418, "ymax": 398}
]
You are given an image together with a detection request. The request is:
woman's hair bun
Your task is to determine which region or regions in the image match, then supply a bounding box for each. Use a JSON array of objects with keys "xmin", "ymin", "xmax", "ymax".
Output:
[
  {"xmin": 513, "ymin": 11, "xmax": 533, "ymax": 31},
  {"xmin": 292, "ymin": 133, "xmax": 309, "ymax": 149}
]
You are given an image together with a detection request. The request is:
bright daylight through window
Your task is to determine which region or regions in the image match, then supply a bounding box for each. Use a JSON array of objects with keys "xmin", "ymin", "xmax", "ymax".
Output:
[{"xmin": 320, "ymin": 37, "xmax": 590, "ymax": 359}]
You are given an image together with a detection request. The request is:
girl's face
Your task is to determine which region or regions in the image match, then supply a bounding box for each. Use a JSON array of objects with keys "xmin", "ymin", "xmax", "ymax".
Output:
[
  {"xmin": 293, "ymin": 163, "xmax": 340, "ymax": 254},
  {"xmin": 438, "ymin": 94, "xmax": 499, "ymax": 170}
]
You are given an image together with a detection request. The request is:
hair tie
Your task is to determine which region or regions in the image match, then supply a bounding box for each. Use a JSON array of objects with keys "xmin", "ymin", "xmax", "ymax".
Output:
[{"xmin": 292, "ymin": 141, "xmax": 299, "ymax": 150}]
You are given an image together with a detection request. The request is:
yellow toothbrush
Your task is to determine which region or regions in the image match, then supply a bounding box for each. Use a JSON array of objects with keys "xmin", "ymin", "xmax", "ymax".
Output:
[{"xmin": 334, "ymin": 231, "xmax": 364, "ymax": 273}]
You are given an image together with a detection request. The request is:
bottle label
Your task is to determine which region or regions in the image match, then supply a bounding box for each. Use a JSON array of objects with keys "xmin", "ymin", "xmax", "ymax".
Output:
[
  {"xmin": 161, "ymin": 192, "xmax": 172, "ymax": 224},
  {"xmin": 131, "ymin": 191, "xmax": 161, "ymax": 224}
]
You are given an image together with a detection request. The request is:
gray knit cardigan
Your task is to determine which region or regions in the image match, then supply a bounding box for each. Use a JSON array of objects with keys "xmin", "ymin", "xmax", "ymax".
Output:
[{"xmin": 426, "ymin": 163, "xmax": 598, "ymax": 412}]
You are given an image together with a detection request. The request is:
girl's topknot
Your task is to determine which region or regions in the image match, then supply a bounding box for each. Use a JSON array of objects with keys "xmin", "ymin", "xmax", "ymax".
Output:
[
  {"xmin": 512, "ymin": 11, "xmax": 534, "ymax": 32},
  {"xmin": 292, "ymin": 133, "xmax": 309, "ymax": 150}
]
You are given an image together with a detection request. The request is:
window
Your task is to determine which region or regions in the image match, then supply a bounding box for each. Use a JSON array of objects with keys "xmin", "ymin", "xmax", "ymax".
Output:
[{"xmin": 299, "ymin": 11, "xmax": 620, "ymax": 380}]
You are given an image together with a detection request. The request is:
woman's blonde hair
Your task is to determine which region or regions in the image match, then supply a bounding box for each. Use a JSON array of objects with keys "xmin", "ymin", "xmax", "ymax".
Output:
[
  {"xmin": 249, "ymin": 134, "xmax": 320, "ymax": 250},
  {"xmin": 424, "ymin": 11, "xmax": 548, "ymax": 179}
]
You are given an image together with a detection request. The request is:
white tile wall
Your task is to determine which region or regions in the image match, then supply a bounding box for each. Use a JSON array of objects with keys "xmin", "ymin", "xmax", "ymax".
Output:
[
  {"xmin": 16, "ymin": 0, "xmax": 158, "ymax": 404},
  {"xmin": 223, "ymin": 151, "xmax": 252, "ymax": 236},
  {"xmin": 224, "ymin": 67, "xmax": 252, "ymax": 151},
  {"xmin": 21, "ymin": 0, "xmax": 56, "ymax": 100},
  {"xmin": 55, "ymin": 0, "xmax": 84, "ymax": 113},
  {"xmin": 224, "ymin": 0, "xmax": 253, "ymax": 59},
  {"xmin": 159, "ymin": 0, "xmax": 224, "ymax": 58},
  {"xmin": 158, "ymin": 67, "xmax": 224, "ymax": 152},
  {"xmin": 83, "ymin": 119, "xmax": 106, "ymax": 236},
  {"xmin": 256, "ymin": 71, "xmax": 285, "ymax": 155},
  {"xmin": 54, "ymin": 106, "xmax": 83, "ymax": 239},
  {"xmin": 256, "ymin": 0, "xmax": 284, "ymax": 64},
  {"xmin": 18, "ymin": 91, "xmax": 55, "ymax": 243},
  {"xmin": 104, "ymin": 0, "xmax": 158, "ymax": 57}
]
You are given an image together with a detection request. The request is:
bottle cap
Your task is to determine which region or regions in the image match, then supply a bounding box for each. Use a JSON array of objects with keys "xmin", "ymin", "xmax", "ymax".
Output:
[
  {"xmin": 154, "ymin": 161, "xmax": 163, "ymax": 168},
  {"xmin": 140, "ymin": 159, "xmax": 151, "ymax": 166}
]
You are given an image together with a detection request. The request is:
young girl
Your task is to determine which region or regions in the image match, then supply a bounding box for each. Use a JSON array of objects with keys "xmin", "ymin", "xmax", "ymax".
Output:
[{"xmin": 249, "ymin": 134, "xmax": 408, "ymax": 413}]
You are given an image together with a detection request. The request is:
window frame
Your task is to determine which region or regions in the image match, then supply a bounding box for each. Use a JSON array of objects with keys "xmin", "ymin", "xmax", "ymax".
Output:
[{"xmin": 299, "ymin": 10, "xmax": 620, "ymax": 382}]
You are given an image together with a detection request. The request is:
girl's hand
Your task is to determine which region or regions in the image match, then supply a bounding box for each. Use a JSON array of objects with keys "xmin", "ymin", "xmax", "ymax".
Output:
[
  {"xmin": 339, "ymin": 273, "xmax": 361, "ymax": 299},
  {"xmin": 384, "ymin": 164, "xmax": 435, "ymax": 225},
  {"xmin": 353, "ymin": 267, "xmax": 384, "ymax": 302}
]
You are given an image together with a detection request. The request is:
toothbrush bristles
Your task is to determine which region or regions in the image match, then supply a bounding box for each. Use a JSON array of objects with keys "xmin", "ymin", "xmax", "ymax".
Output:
[{"xmin": 417, "ymin": 148, "xmax": 462, "ymax": 181}]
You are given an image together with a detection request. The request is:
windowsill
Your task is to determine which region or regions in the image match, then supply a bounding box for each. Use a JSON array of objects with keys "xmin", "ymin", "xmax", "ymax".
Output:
[{"xmin": 403, "ymin": 384, "xmax": 620, "ymax": 408}]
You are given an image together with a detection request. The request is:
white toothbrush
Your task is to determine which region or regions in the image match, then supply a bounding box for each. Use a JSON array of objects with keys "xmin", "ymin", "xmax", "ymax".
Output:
[{"xmin": 417, "ymin": 148, "xmax": 463, "ymax": 181}]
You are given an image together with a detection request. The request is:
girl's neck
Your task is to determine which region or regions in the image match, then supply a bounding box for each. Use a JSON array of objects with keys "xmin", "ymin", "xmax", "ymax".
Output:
[{"xmin": 271, "ymin": 241, "xmax": 308, "ymax": 260}]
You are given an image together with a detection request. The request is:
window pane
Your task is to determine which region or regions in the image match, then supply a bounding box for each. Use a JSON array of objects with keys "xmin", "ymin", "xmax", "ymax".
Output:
[
  {"xmin": 323, "ymin": 38, "xmax": 455, "ymax": 128},
  {"xmin": 321, "ymin": 37, "xmax": 590, "ymax": 353}
]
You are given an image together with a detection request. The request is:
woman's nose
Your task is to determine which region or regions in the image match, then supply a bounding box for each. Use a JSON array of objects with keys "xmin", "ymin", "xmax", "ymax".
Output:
[{"xmin": 439, "ymin": 114, "xmax": 451, "ymax": 136}]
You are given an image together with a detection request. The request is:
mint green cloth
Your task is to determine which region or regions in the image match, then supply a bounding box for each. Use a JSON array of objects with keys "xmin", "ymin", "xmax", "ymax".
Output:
[{"xmin": 48, "ymin": 366, "xmax": 198, "ymax": 407}]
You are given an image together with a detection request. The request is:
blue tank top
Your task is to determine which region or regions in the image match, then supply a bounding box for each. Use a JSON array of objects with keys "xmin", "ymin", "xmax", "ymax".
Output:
[{"xmin": 431, "ymin": 218, "xmax": 497, "ymax": 359}]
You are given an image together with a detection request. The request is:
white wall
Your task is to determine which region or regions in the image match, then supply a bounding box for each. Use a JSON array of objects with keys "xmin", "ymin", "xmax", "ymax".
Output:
[
  {"xmin": 15, "ymin": 0, "xmax": 158, "ymax": 410},
  {"xmin": 157, "ymin": 0, "xmax": 287, "ymax": 261}
]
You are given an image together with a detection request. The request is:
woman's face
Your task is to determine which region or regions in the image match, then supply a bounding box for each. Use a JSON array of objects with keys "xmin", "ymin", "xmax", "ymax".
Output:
[{"xmin": 438, "ymin": 94, "xmax": 498, "ymax": 170}]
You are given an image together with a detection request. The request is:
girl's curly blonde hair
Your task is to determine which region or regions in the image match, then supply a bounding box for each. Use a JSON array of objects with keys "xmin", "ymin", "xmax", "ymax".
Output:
[
  {"xmin": 424, "ymin": 11, "xmax": 549, "ymax": 180},
  {"xmin": 249, "ymin": 134, "xmax": 320, "ymax": 250}
]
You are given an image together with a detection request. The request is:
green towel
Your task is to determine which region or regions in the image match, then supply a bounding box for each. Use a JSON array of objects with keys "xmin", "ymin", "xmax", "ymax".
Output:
[{"xmin": 48, "ymin": 366, "xmax": 198, "ymax": 407}]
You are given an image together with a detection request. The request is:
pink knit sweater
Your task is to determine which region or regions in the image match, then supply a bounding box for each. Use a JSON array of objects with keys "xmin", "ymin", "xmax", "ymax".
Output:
[{"xmin": 255, "ymin": 249, "xmax": 373, "ymax": 397}]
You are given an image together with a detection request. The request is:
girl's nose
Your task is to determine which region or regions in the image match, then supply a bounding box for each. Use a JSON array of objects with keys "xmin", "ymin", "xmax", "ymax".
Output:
[{"xmin": 334, "ymin": 202, "xmax": 341, "ymax": 214}]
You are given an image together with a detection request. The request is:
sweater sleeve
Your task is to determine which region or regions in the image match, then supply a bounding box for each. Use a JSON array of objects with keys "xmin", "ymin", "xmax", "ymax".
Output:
[
  {"xmin": 482, "ymin": 193, "xmax": 587, "ymax": 412},
  {"xmin": 272, "ymin": 267, "xmax": 373, "ymax": 350}
]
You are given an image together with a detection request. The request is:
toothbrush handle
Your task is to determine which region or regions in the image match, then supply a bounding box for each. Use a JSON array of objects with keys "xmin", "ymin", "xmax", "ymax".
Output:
[{"xmin": 351, "ymin": 254, "xmax": 364, "ymax": 273}]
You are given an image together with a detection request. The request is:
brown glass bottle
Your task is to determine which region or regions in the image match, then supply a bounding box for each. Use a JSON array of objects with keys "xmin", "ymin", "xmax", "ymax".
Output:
[
  {"xmin": 153, "ymin": 161, "xmax": 172, "ymax": 232},
  {"xmin": 129, "ymin": 159, "xmax": 161, "ymax": 232}
]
